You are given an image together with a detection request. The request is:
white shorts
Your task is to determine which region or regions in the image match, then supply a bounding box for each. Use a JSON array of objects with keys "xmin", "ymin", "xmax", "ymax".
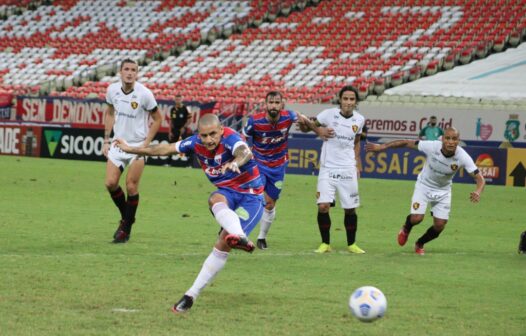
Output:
[
  {"xmin": 410, "ymin": 182, "xmax": 451, "ymax": 220},
  {"xmin": 107, "ymin": 143, "xmax": 145, "ymax": 170},
  {"xmin": 317, "ymin": 167, "xmax": 360, "ymax": 209}
]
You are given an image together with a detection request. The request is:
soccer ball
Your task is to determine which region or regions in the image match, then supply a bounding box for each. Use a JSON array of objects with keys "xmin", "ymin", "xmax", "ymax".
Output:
[{"xmin": 348, "ymin": 286, "xmax": 387, "ymax": 322}]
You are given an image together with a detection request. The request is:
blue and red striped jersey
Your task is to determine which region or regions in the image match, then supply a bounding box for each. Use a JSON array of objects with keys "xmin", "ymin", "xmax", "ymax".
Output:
[
  {"xmin": 243, "ymin": 110, "xmax": 298, "ymax": 168},
  {"xmin": 177, "ymin": 127, "xmax": 263, "ymax": 195}
]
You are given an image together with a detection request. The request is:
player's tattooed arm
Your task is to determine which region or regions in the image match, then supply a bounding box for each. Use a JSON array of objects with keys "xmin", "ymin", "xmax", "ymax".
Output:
[
  {"xmin": 222, "ymin": 144, "xmax": 253, "ymax": 174},
  {"xmin": 114, "ymin": 139, "xmax": 177, "ymax": 156},
  {"xmin": 366, "ymin": 139, "xmax": 418, "ymax": 152},
  {"xmin": 299, "ymin": 118, "xmax": 335, "ymax": 141}
]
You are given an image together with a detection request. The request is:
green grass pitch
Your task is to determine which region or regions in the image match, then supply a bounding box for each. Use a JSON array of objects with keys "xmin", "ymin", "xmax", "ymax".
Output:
[{"xmin": 1, "ymin": 155, "xmax": 525, "ymax": 336}]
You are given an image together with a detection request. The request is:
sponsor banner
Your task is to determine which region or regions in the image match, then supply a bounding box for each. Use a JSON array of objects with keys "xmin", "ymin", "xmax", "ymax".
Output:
[
  {"xmin": 0, "ymin": 125, "xmax": 41, "ymax": 156},
  {"xmin": 445, "ymin": 147, "xmax": 507, "ymax": 186},
  {"xmin": 286, "ymin": 137, "xmax": 322, "ymax": 175},
  {"xmin": 16, "ymin": 96, "xmax": 216, "ymax": 132},
  {"xmin": 288, "ymin": 103, "xmax": 526, "ymax": 144},
  {"xmin": 506, "ymin": 148, "xmax": 526, "ymax": 187},
  {"xmin": 40, "ymin": 127, "xmax": 106, "ymax": 160},
  {"xmin": 39, "ymin": 126, "xmax": 191, "ymax": 167},
  {"xmin": 286, "ymin": 137, "xmax": 507, "ymax": 185},
  {"xmin": 16, "ymin": 96, "xmax": 106, "ymax": 128}
]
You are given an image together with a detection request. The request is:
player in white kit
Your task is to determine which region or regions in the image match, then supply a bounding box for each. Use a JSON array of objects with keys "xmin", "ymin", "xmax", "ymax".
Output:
[
  {"xmin": 366, "ymin": 127, "xmax": 485, "ymax": 255},
  {"xmin": 103, "ymin": 59, "xmax": 162, "ymax": 243},
  {"xmin": 305, "ymin": 86, "xmax": 367, "ymax": 254}
]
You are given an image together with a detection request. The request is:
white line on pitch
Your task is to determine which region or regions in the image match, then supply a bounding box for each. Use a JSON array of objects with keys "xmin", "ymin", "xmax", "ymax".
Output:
[{"xmin": 111, "ymin": 308, "xmax": 140, "ymax": 313}]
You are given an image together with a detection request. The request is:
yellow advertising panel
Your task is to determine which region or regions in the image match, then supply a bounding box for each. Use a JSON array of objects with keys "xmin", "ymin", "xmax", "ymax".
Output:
[{"xmin": 506, "ymin": 148, "xmax": 526, "ymax": 187}]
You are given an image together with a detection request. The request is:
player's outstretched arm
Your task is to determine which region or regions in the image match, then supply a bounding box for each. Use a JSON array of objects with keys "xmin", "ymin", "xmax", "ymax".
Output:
[
  {"xmin": 469, "ymin": 172, "xmax": 485, "ymax": 203},
  {"xmin": 114, "ymin": 139, "xmax": 177, "ymax": 156},
  {"xmin": 295, "ymin": 114, "xmax": 335, "ymax": 140},
  {"xmin": 366, "ymin": 139, "xmax": 418, "ymax": 152},
  {"xmin": 221, "ymin": 143, "xmax": 253, "ymax": 174}
]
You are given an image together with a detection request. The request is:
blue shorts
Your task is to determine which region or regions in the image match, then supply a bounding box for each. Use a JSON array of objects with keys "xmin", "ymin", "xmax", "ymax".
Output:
[
  {"xmin": 212, "ymin": 188, "xmax": 265, "ymax": 236},
  {"xmin": 258, "ymin": 164, "xmax": 286, "ymax": 201}
]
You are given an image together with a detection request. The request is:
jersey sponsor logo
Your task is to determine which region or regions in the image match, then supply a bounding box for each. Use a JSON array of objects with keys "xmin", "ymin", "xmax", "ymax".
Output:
[
  {"xmin": 131, "ymin": 101, "xmax": 138, "ymax": 109},
  {"xmin": 334, "ymin": 134, "xmax": 355, "ymax": 142},
  {"xmin": 352, "ymin": 125, "xmax": 358, "ymax": 133},
  {"xmin": 205, "ymin": 166, "xmax": 222, "ymax": 177},
  {"xmin": 329, "ymin": 172, "xmax": 353, "ymax": 180},
  {"xmin": 214, "ymin": 154, "xmax": 222, "ymax": 165},
  {"xmin": 412, "ymin": 202, "xmax": 420, "ymax": 210},
  {"xmin": 450, "ymin": 164, "xmax": 458, "ymax": 171},
  {"xmin": 235, "ymin": 207, "xmax": 249, "ymax": 221},
  {"xmin": 261, "ymin": 135, "xmax": 285, "ymax": 144}
]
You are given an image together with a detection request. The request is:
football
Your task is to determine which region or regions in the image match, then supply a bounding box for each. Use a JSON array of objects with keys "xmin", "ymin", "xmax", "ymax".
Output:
[{"xmin": 348, "ymin": 286, "xmax": 387, "ymax": 322}]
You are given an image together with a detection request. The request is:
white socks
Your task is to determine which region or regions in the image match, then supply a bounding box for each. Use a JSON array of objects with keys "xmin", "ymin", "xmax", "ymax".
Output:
[
  {"xmin": 258, "ymin": 207, "xmax": 276, "ymax": 240},
  {"xmin": 186, "ymin": 248, "xmax": 229, "ymax": 299},
  {"xmin": 211, "ymin": 202, "xmax": 244, "ymax": 236}
]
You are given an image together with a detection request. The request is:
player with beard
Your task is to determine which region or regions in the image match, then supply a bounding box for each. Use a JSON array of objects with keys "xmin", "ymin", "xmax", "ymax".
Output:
[
  {"xmin": 366, "ymin": 127, "xmax": 485, "ymax": 255},
  {"xmin": 242, "ymin": 91, "xmax": 311, "ymax": 249}
]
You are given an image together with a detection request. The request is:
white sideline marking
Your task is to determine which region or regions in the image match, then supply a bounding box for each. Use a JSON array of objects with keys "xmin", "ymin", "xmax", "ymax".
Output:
[{"xmin": 112, "ymin": 308, "xmax": 140, "ymax": 313}]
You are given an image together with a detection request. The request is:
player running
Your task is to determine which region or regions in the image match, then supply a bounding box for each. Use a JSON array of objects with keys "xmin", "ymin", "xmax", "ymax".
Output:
[{"xmin": 366, "ymin": 127, "xmax": 485, "ymax": 255}]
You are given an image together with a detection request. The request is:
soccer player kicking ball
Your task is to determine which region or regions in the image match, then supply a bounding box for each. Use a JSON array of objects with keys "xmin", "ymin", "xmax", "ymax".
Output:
[
  {"xmin": 115, "ymin": 114, "xmax": 265, "ymax": 313},
  {"xmin": 366, "ymin": 127, "xmax": 485, "ymax": 255}
]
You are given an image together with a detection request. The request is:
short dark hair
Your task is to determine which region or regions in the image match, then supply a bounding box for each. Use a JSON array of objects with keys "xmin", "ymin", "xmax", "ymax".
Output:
[
  {"xmin": 338, "ymin": 85, "xmax": 360, "ymax": 102},
  {"xmin": 265, "ymin": 91, "xmax": 283, "ymax": 101},
  {"xmin": 430, "ymin": 116, "xmax": 437, "ymax": 120},
  {"xmin": 120, "ymin": 58, "xmax": 137, "ymax": 70}
]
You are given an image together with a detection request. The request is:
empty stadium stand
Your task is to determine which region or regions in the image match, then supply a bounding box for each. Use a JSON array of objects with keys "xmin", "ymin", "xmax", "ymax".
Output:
[{"xmin": 0, "ymin": 0, "xmax": 524, "ymax": 103}]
